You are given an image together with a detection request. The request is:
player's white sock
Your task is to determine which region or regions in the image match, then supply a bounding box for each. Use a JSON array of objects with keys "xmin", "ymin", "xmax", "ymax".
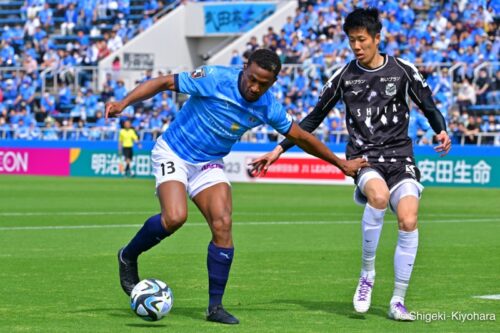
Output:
[
  {"xmin": 392, "ymin": 229, "xmax": 419, "ymax": 303},
  {"xmin": 361, "ymin": 203, "xmax": 386, "ymax": 273}
]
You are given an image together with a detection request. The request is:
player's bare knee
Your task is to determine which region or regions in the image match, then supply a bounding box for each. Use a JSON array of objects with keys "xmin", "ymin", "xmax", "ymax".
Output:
[
  {"xmin": 161, "ymin": 210, "xmax": 187, "ymax": 232},
  {"xmin": 398, "ymin": 213, "xmax": 418, "ymax": 231},
  {"xmin": 368, "ymin": 192, "xmax": 389, "ymax": 209},
  {"xmin": 210, "ymin": 215, "xmax": 233, "ymax": 237}
]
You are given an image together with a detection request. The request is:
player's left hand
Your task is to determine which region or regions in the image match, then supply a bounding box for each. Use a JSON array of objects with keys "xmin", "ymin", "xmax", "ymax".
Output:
[
  {"xmin": 434, "ymin": 131, "xmax": 451, "ymax": 157},
  {"xmin": 105, "ymin": 101, "xmax": 126, "ymax": 119},
  {"xmin": 249, "ymin": 146, "xmax": 283, "ymax": 176}
]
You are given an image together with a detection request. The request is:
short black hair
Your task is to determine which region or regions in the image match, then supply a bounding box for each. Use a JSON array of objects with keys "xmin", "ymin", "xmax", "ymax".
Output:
[
  {"xmin": 343, "ymin": 8, "xmax": 382, "ymax": 38},
  {"xmin": 247, "ymin": 48, "xmax": 281, "ymax": 77}
]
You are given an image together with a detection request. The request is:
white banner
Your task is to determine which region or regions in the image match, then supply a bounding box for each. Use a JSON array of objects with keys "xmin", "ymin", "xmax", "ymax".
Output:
[{"xmin": 223, "ymin": 151, "xmax": 354, "ymax": 185}]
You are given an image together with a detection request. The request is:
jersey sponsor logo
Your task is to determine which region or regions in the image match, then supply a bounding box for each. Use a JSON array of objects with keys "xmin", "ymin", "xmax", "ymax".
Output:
[
  {"xmin": 385, "ymin": 83, "xmax": 397, "ymax": 96},
  {"xmin": 380, "ymin": 76, "xmax": 401, "ymax": 82},
  {"xmin": 345, "ymin": 79, "xmax": 366, "ymax": 86},
  {"xmin": 351, "ymin": 89, "xmax": 363, "ymax": 96},
  {"xmin": 201, "ymin": 163, "xmax": 223, "ymax": 171},
  {"xmin": 190, "ymin": 67, "xmax": 206, "ymax": 79}
]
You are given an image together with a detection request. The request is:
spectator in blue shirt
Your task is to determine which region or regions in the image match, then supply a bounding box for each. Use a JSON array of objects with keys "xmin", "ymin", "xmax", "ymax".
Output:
[
  {"xmin": 3, "ymin": 79, "xmax": 18, "ymax": 104},
  {"xmin": 40, "ymin": 92, "xmax": 56, "ymax": 116},
  {"xmin": 144, "ymin": 0, "xmax": 158, "ymax": 16},
  {"xmin": 38, "ymin": 3, "xmax": 53, "ymax": 30},
  {"xmin": 1, "ymin": 41, "xmax": 16, "ymax": 66},
  {"xmin": 229, "ymin": 50, "xmax": 243, "ymax": 66},
  {"xmin": 114, "ymin": 79, "xmax": 127, "ymax": 101},
  {"xmin": 14, "ymin": 118, "xmax": 30, "ymax": 139},
  {"xmin": 43, "ymin": 120, "xmax": 60, "ymax": 140},
  {"xmin": 61, "ymin": 3, "xmax": 79, "ymax": 36},
  {"xmin": 14, "ymin": 82, "xmax": 36, "ymax": 107},
  {"xmin": 139, "ymin": 14, "xmax": 153, "ymax": 33},
  {"xmin": 58, "ymin": 83, "xmax": 73, "ymax": 107},
  {"xmin": 283, "ymin": 16, "xmax": 294, "ymax": 36}
]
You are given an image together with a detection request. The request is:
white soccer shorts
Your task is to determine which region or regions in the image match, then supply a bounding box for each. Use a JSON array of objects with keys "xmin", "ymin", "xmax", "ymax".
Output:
[{"xmin": 151, "ymin": 136, "xmax": 231, "ymax": 198}]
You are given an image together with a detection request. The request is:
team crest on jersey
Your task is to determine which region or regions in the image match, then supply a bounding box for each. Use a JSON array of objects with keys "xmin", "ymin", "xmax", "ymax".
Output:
[
  {"xmin": 190, "ymin": 68, "xmax": 206, "ymax": 79},
  {"xmin": 230, "ymin": 122, "xmax": 241, "ymax": 132},
  {"xmin": 367, "ymin": 90, "xmax": 377, "ymax": 102},
  {"xmin": 385, "ymin": 83, "xmax": 397, "ymax": 96}
]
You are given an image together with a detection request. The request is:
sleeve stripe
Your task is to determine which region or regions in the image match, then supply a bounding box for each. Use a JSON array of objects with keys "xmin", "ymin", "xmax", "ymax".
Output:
[
  {"xmin": 394, "ymin": 57, "xmax": 423, "ymax": 104},
  {"xmin": 322, "ymin": 62, "xmax": 350, "ymax": 112}
]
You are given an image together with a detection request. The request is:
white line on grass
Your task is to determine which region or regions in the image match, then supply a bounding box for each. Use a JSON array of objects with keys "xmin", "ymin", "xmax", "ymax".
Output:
[
  {"xmin": 0, "ymin": 218, "xmax": 498, "ymax": 231},
  {"xmin": 0, "ymin": 211, "xmax": 496, "ymax": 218},
  {"xmin": 472, "ymin": 295, "xmax": 500, "ymax": 300}
]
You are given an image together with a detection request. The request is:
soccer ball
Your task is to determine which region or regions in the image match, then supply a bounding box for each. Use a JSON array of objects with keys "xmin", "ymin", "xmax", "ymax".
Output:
[{"xmin": 130, "ymin": 279, "xmax": 174, "ymax": 321}]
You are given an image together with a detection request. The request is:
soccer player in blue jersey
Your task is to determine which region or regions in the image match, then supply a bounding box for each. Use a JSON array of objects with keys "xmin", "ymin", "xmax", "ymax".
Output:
[{"xmin": 106, "ymin": 49, "xmax": 368, "ymax": 324}]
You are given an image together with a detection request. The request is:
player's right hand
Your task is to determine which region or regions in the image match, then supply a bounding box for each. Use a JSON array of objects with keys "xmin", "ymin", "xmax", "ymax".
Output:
[
  {"xmin": 249, "ymin": 146, "xmax": 283, "ymax": 176},
  {"xmin": 105, "ymin": 101, "xmax": 126, "ymax": 119},
  {"xmin": 340, "ymin": 157, "xmax": 370, "ymax": 178}
]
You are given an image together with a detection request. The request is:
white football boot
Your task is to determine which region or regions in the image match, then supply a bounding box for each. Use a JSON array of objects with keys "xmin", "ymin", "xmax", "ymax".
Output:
[
  {"xmin": 388, "ymin": 301, "xmax": 415, "ymax": 321},
  {"xmin": 353, "ymin": 274, "xmax": 375, "ymax": 313}
]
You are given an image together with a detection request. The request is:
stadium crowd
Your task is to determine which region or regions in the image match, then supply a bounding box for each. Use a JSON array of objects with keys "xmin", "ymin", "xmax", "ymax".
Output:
[{"xmin": 0, "ymin": 0, "xmax": 498, "ymax": 145}]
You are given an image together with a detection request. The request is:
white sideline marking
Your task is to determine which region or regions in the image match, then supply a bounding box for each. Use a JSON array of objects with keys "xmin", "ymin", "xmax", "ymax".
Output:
[
  {"xmin": 0, "ymin": 211, "xmax": 496, "ymax": 218},
  {"xmin": 473, "ymin": 295, "xmax": 500, "ymax": 300},
  {"xmin": 0, "ymin": 218, "xmax": 497, "ymax": 231}
]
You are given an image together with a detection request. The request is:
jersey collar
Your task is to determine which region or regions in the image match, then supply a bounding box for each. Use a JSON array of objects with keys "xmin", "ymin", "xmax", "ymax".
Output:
[{"xmin": 356, "ymin": 54, "xmax": 388, "ymax": 72}]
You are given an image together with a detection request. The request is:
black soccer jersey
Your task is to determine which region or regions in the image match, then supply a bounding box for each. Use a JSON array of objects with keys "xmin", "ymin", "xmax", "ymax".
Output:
[{"xmin": 280, "ymin": 55, "xmax": 446, "ymax": 162}]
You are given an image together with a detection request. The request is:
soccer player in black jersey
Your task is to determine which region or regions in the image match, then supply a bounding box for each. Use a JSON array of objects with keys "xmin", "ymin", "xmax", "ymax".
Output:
[{"xmin": 251, "ymin": 8, "xmax": 451, "ymax": 321}]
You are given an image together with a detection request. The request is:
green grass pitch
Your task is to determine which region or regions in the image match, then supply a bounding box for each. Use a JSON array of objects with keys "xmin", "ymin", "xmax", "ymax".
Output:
[{"xmin": 0, "ymin": 175, "xmax": 499, "ymax": 332}]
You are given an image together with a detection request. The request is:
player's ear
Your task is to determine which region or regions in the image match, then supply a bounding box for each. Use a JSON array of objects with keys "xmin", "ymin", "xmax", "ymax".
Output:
[{"xmin": 374, "ymin": 33, "xmax": 381, "ymax": 46}]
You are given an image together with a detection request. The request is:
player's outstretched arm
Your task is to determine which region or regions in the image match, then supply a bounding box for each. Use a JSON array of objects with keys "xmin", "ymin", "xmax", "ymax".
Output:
[
  {"xmin": 251, "ymin": 123, "xmax": 369, "ymax": 177},
  {"xmin": 105, "ymin": 75, "xmax": 176, "ymax": 118}
]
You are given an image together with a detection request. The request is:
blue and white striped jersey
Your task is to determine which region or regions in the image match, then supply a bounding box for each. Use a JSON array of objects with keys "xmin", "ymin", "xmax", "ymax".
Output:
[{"xmin": 163, "ymin": 65, "xmax": 292, "ymax": 163}]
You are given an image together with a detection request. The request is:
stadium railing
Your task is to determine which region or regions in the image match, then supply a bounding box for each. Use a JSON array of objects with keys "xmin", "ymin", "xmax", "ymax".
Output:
[{"xmin": 1, "ymin": 128, "xmax": 499, "ymax": 147}]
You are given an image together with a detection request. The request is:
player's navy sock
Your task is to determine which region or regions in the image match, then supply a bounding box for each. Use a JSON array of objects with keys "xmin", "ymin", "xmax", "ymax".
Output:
[
  {"xmin": 361, "ymin": 203, "xmax": 386, "ymax": 273},
  {"xmin": 392, "ymin": 229, "xmax": 418, "ymax": 303},
  {"xmin": 122, "ymin": 214, "xmax": 171, "ymax": 262},
  {"xmin": 207, "ymin": 242, "xmax": 234, "ymax": 307}
]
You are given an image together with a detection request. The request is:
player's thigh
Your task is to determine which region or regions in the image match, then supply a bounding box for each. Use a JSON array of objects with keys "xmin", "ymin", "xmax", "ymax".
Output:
[
  {"xmin": 157, "ymin": 181, "xmax": 188, "ymax": 226},
  {"xmin": 151, "ymin": 137, "xmax": 189, "ymax": 226},
  {"xmin": 390, "ymin": 181, "xmax": 422, "ymax": 231},
  {"xmin": 395, "ymin": 195, "xmax": 419, "ymax": 231},
  {"xmin": 363, "ymin": 178, "xmax": 390, "ymax": 208},
  {"xmin": 192, "ymin": 182, "xmax": 233, "ymax": 236}
]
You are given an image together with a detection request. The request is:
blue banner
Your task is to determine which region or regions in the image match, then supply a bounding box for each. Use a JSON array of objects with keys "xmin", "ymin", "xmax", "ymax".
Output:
[{"xmin": 204, "ymin": 3, "xmax": 276, "ymax": 34}]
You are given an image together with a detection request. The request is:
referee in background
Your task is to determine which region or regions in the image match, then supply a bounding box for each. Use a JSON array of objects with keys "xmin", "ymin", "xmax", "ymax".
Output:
[{"xmin": 119, "ymin": 120, "xmax": 140, "ymax": 177}]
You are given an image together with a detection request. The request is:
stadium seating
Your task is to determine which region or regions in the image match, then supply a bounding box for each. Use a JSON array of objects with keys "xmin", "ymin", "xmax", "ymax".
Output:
[{"xmin": 0, "ymin": 0, "xmax": 498, "ymax": 145}]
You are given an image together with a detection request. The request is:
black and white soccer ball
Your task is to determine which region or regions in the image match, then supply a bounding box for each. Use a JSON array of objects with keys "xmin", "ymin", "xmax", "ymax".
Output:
[{"xmin": 130, "ymin": 278, "xmax": 173, "ymax": 321}]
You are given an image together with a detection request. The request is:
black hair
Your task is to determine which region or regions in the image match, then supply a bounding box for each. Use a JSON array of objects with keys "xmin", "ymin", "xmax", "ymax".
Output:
[
  {"xmin": 247, "ymin": 48, "xmax": 281, "ymax": 77},
  {"xmin": 343, "ymin": 8, "xmax": 382, "ymax": 38}
]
